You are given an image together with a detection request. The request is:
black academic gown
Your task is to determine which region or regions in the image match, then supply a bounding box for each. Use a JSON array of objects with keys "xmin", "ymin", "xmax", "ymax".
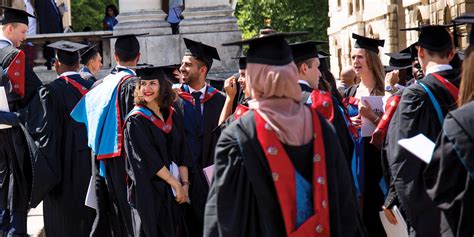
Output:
[
  {"xmin": 424, "ymin": 101, "xmax": 474, "ymax": 237},
  {"xmin": 26, "ymin": 74, "xmax": 95, "ymax": 237},
  {"xmin": 0, "ymin": 63, "xmax": 42, "ymax": 213},
  {"xmin": 175, "ymin": 85, "xmax": 225, "ymax": 235},
  {"xmin": 86, "ymin": 69, "xmax": 137, "ymax": 237},
  {"xmin": 124, "ymin": 107, "xmax": 191, "ymax": 237},
  {"xmin": 386, "ymin": 69, "xmax": 460, "ymax": 237},
  {"xmin": 204, "ymin": 110, "xmax": 366, "ymax": 237},
  {"xmin": 343, "ymin": 84, "xmax": 386, "ymax": 237}
]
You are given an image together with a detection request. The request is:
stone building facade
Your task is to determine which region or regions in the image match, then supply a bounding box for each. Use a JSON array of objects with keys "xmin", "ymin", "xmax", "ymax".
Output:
[{"xmin": 327, "ymin": 0, "xmax": 474, "ymax": 78}]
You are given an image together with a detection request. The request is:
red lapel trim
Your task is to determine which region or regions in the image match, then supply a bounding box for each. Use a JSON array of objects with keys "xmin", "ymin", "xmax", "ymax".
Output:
[
  {"xmin": 7, "ymin": 50, "xmax": 25, "ymax": 98},
  {"xmin": 431, "ymin": 73, "xmax": 459, "ymax": 102},
  {"xmin": 255, "ymin": 109, "xmax": 331, "ymax": 236},
  {"xmin": 233, "ymin": 104, "xmax": 249, "ymax": 120},
  {"xmin": 178, "ymin": 85, "xmax": 220, "ymax": 105},
  {"xmin": 60, "ymin": 76, "xmax": 89, "ymax": 96},
  {"xmin": 310, "ymin": 90, "xmax": 334, "ymax": 122},
  {"xmin": 373, "ymin": 95, "xmax": 401, "ymax": 139},
  {"xmin": 129, "ymin": 106, "xmax": 174, "ymax": 134}
]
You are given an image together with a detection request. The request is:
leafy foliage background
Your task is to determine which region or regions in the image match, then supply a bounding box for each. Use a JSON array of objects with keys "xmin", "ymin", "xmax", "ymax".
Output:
[
  {"xmin": 234, "ymin": 0, "xmax": 329, "ymax": 50},
  {"xmin": 71, "ymin": 0, "xmax": 119, "ymax": 31}
]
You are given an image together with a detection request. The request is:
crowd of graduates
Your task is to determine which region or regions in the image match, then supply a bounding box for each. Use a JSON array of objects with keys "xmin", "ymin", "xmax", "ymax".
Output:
[{"xmin": 0, "ymin": 5, "xmax": 473, "ymax": 237}]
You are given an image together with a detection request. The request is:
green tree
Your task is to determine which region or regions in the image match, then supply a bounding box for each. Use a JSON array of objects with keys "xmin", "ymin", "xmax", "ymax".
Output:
[
  {"xmin": 71, "ymin": 0, "xmax": 119, "ymax": 31},
  {"xmin": 234, "ymin": 0, "xmax": 329, "ymax": 48}
]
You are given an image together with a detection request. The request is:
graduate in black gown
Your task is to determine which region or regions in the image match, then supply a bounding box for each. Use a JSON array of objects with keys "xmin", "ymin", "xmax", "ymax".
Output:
[
  {"xmin": 344, "ymin": 33, "xmax": 387, "ymax": 236},
  {"xmin": 71, "ymin": 34, "xmax": 148, "ymax": 237},
  {"xmin": 26, "ymin": 41, "xmax": 95, "ymax": 237},
  {"xmin": 423, "ymin": 39, "xmax": 474, "ymax": 237},
  {"xmin": 290, "ymin": 41, "xmax": 355, "ymax": 166},
  {"xmin": 0, "ymin": 7, "xmax": 42, "ymax": 236},
  {"xmin": 124, "ymin": 67, "xmax": 191, "ymax": 237},
  {"xmin": 79, "ymin": 44, "xmax": 102, "ymax": 82},
  {"xmin": 204, "ymin": 32, "xmax": 366, "ymax": 237},
  {"xmin": 174, "ymin": 38, "xmax": 225, "ymax": 235},
  {"xmin": 385, "ymin": 26, "xmax": 461, "ymax": 236}
]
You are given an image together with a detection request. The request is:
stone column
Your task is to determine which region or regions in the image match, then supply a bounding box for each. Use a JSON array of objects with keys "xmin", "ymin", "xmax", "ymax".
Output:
[
  {"xmin": 179, "ymin": 0, "xmax": 238, "ymax": 33},
  {"xmin": 114, "ymin": 0, "xmax": 171, "ymax": 35}
]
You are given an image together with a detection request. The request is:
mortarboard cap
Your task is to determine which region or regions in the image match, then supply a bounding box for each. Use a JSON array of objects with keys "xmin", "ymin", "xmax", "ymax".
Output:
[
  {"xmin": 414, "ymin": 25, "xmax": 452, "ymax": 52},
  {"xmin": 136, "ymin": 66, "xmax": 167, "ymax": 81},
  {"xmin": 453, "ymin": 13, "xmax": 474, "ymax": 45},
  {"xmin": 0, "ymin": 6, "xmax": 35, "ymax": 25},
  {"xmin": 385, "ymin": 52, "xmax": 412, "ymax": 71},
  {"xmin": 222, "ymin": 32, "xmax": 309, "ymax": 66},
  {"xmin": 232, "ymin": 56, "xmax": 247, "ymax": 70},
  {"xmin": 80, "ymin": 44, "xmax": 99, "ymax": 65},
  {"xmin": 290, "ymin": 41, "xmax": 326, "ymax": 63},
  {"xmin": 161, "ymin": 64, "xmax": 181, "ymax": 84},
  {"xmin": 104, "ymin": 33, "xmax": 148, "ymax": 58},
  {"xmin": 400, "ymin": 42, "xmax": 419, "ymax": 61},
  {"xmin": 352, "ymin": 33, "xmax": 385, "ymax": 54},
  {"xmin": 183, "ymin": 38, "xmax": 220, "ymax": 69},
  {"xmin": 318, "ymin": 51, "xmax": 330, "ymax": 59},
  {"xmin": 47, "ymin": 40, "xmax": 88, "ymax": 66}
]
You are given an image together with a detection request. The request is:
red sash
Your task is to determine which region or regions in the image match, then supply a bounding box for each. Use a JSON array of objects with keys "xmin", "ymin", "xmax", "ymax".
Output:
[
  {"xmin": 255, "ymin": 110, "xmax": 330, "ymax": 237},
  {"xmin": 7, "ymin": 50, "xmax": 25, "ymax": 97},
  {"xmin": 371, "ymin": 95, "xmax": 401, "ymax": 145},
  {"xmin": 127, "ymin": 105, "xmax": 174, "ymax": 133},
  {"xmin": 431, "ymin": 73, "xmax": 459, "ymax": 102},
  {"xmin": 178, "ymin": 85, "xmax": 220, "ymax": 105},
  {"xmin": 310, "ymin": 90, "xmax": 334, "ymax": 122},
  {"xmin": 60, "ymin": 76, "xmax": 89, "ymax": 96},
  {"xmin": 233, "ymin": 104, "xmax": 249, "ymax": 120}
]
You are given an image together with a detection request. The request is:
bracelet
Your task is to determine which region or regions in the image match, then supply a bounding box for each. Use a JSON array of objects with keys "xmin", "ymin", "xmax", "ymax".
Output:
[{"xmin": 181, "ymin": 180, "xmax": 190, "ymax": 186}]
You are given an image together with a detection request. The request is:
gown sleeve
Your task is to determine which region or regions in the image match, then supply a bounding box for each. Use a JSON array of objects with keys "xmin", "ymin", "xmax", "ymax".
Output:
[
  {"xmin": 124, "ymin": 115, "xmax": 165, "ymax": 179},
  {"xmin": 204, "ymin": 125, "xmax": 260, "ymax": 237}
]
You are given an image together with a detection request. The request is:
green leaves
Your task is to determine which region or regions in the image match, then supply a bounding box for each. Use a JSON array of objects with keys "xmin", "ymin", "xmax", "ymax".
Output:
[
  {"xmin": 71, "ymin": 0, "xmax": 118, "ymax": 31},
  {"xmin": 234, "ymin": 0, "xmax": 329, "ymax": 50}
]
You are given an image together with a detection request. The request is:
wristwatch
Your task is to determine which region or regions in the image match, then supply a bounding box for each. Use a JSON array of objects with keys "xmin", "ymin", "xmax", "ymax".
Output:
[{"xmin": 385, "ymin": 85, "xmax": 394, "ymax": 92}]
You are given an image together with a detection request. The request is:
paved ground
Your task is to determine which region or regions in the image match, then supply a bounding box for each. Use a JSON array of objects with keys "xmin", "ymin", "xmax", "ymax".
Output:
[{"xmin": 27, "ymin": 202, "xmax": 44, "ymax": 237}]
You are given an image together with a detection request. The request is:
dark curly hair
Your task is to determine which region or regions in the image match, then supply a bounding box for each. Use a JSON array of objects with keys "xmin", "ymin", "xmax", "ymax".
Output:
[
  {"xmin": 133, "ymin": 77, "xmax": 176, "ymax": 110},
  {"xmin": 105, "ymin": 4, "xmax": 119, "ymax": 17}
]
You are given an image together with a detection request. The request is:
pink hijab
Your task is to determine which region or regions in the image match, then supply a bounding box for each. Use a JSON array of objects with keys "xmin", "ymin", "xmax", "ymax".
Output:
[{"xmin": 247, "ymin": 62, "xmax": 313, "ymax": 146}]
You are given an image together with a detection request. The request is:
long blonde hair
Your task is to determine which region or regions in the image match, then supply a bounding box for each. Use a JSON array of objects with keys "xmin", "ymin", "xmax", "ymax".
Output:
[
  {"xmin": 459, "ymin": 45, "xmax": 474, "ymax": 106},
  {"xmin": 365, "ymin": 50, "xmax": 385, "ymax": 96}
]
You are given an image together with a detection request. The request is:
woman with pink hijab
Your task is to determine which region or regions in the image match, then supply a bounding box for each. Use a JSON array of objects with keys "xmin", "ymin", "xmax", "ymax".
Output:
[{"xmin": 203, "ymin": 33, "xmax": 366, "ymax": 237}]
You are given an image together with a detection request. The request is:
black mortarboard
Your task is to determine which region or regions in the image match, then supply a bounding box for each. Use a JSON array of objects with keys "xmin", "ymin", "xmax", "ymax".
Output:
[
  {"xmin": 80, "ymin": 44, "xmax": 99, "ymax": 65},
  {"xmin": 0, "ymin": 6, "xmax": 35, "ymax": 25},
  {"xmin": 453, "ymin": 13, "xmax": 474, "ymax": 44},
  {"xmin": 161, "ymin": 64, "xmax": 181, "ymax": 84},
  {"xmin": 318, "ymin": 51, "xmax": 330, "ymax": 59},
  {"xmin": 47, "ymin": 40, "xmax": 87, "ymax": 66},
  {"xmin": 352, "ymin": 33, "xmax": 385, "ymax": 54},
  {"xmin": 104, "ymin": 33, "xmax": 148, "ymax": 57},
  {"xmin": 290, "ymin": 41, "xmax": 326, "ymax": 63},
  {"xmin": 385, "ymin": 52, "xmax": 412, "ymax": 71},
  {"xmin": 415, "ymin": 25, "xmax": 452, "ymax": 52},
  {"xmin": 400, "ymin": 42, "xmax": 419, "ymax": 61},
  {"xmin": 232, "ymin": 56, "xmax": 247, "ymax": 70},
  {"xmin": 183, "ymin": 38, "xmax": 220, "ymax": 69},
  {"xmin": 222, "ymin": 32, "xmax": 308, "ymax": 66},
  {"xmin": 136, "ymin": 66, "xmax": 166, "ymax": 81}
]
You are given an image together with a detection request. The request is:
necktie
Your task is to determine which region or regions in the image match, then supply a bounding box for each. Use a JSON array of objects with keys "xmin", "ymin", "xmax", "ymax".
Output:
[{"xmin": 192, "ymin": 91, "xmax": 202, "ymax": 129}]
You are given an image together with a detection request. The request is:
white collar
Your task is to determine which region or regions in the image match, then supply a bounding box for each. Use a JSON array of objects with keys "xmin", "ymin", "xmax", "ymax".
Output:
[
  {"xmin": 425, "ymin": 64, "xmax": 452, "ymax": 75},
  {"xmin": 59, "ymin": 71, "xmax": 79, "ymax": 77},
  {"xmin": 116, "ymin": 65, "xmax": 137, "ymax": 75},
  {"xmin": 188, "ymin": 85, "xmax": 206, "ymax": 98},
  {"xmin": 298, "ymin": 80, "xmax": 311, "ymax": 88},
  {"xmin": 0, "ymin": 34, "xmax": 13, "ymax": 46}
]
